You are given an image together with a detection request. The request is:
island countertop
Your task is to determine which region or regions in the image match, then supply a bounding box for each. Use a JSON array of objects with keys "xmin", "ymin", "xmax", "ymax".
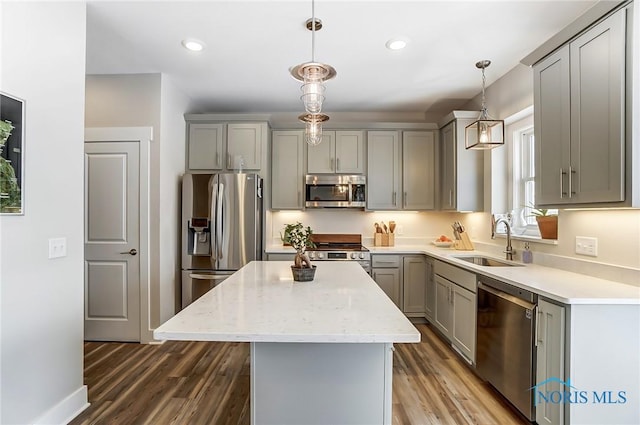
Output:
[{"xmin": 154, "ymin": 261, "xmax": 420, "ymax": 344}]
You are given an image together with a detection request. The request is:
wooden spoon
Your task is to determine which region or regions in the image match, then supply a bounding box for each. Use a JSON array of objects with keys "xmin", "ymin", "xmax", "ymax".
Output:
[{"xmin": 389, "ymin": 221, "xmax": 396, "ymax": 233}]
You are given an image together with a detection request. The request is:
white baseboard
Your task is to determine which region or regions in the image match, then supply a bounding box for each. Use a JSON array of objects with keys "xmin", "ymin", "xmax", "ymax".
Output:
[{"xmin": 33, "ymin": 385, "xmax": 89, "ymax": 425}]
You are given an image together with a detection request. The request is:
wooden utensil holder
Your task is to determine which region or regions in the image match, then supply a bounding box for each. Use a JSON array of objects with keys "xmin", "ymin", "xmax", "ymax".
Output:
[
  {"xmin": 454, "ymin": 232, "xmax": 474, "ymax": 250},
  {"xmin": 374, "ymin": 233, "xmax": 395, "ymax": 246}
]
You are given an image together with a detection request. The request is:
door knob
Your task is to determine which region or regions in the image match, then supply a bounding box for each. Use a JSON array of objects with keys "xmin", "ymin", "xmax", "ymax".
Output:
[{"xmin": 120, "ymin": 249, "xmax": 137, "ymax": 256}]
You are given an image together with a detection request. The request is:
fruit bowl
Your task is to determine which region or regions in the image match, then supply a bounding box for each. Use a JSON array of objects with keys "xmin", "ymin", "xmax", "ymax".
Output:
[{"xmin": 432, "ymin": 240, "xmax": 454, "ymax": 248}]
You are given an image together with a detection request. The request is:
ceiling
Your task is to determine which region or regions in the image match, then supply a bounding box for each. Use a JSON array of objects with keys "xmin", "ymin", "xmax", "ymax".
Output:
[{"xmin": 86, "ymin": 1, "xmax": 597, "ymax": 119}]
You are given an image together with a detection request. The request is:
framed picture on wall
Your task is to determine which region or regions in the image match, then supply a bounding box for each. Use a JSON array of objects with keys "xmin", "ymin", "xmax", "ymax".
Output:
[{"xmin": 1, "ymin": 92, "xmax": 25, "ymax": 215}]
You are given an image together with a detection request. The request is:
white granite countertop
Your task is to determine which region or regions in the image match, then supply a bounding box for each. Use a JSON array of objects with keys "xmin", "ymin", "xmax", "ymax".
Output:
[
  {"xmin": 154, "ymin": 261, "xmax": 421, "ymax": 343},
  {"xmin": 265, "ymin": 244, "xmax": 640, "ymax": 305}
]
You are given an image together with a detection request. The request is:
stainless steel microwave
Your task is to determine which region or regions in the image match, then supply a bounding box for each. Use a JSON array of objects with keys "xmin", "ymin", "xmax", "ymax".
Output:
[{"xmin": 305, "ymin": 175, "xmax": 366, "ymax": 208}]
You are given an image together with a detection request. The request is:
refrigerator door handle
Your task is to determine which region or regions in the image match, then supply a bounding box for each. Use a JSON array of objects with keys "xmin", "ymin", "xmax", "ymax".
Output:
[{"xmin": 217, "ymin": 181, "xmax": 225, "ymax": 264}]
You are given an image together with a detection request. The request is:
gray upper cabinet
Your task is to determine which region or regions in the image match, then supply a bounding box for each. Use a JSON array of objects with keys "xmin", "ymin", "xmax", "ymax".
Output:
[
  {"xmin": 227, "ymin": 123, "xmax": 264, "ymax": 170},
  {"xmin": 438, "ymin": 113, "xmax": 484, "ymax": 212},
  {"xmin": 367, "ymin": 131, "xmax": 401, "ymax": 210},
  {"xmin": 188, "ymin": 123, "xmax": 224, "ymax": 170},
  {"xmin": 185, "ymin": 116, "xmax": 269, "ymax": 173},
  {"xmin": 402, "ymin": 131, "xmax": 436, "ymax": 210},
  {"xmin": 271, "ymin": 130, "xmax": 304, "ymax": 210},
  {"xmin": 367, "ymin": 130, "xmax": 437, "ymax": 211},
  {"xmin": 307, "ymin": 130, "xmax": 364, "ymax": 174},
  {"xmin": 534, "ymin": 8, "xmax": 626, "ymax": 206}
]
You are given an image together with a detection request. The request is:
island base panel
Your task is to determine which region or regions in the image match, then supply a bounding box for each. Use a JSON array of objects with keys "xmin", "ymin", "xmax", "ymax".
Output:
[{"xmin": 251, "ymin": 342, "xmax": 393, "ymax": 425}]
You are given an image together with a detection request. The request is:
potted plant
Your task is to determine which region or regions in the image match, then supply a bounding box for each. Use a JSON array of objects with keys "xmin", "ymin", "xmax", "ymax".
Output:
[
  {"xmin": 528, "ymin": 204, "xmax": 558, "ymax": 239},
  {"xmin": 287, "ymin": 222, "xmax": 316, "ymax": 282}
]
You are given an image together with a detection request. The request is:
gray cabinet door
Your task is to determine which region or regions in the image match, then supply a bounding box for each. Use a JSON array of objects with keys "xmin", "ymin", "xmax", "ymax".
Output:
[
  {"xmin": 439, "ymin": 122, "xmax": 456, "ymax": 210},
  {"xmin": 402, "ymin": 256, "xmax": 426, "ymax": 314},
  {"xmin": 372, "ymin": 268, "xmax": 401, "ymax": 308},
  {"xmin": 451, "ymin": 284, "xmax": 476, "ymax": 364},
  {"xmin": 307, "ymin": 131, "xmax": 336, "ymax": 173},
  {"xmin": 403, "ymin": 131, "xmax": 436, "ymax": 210},
  {"xmin": 335, "ymin": 131, "xmax": 364, "ymax": 174},
  {"xmin": 227, "ymin": 123, "xmax": 263, "ymax": 170},
  {"xmin": 434, "ymin": 275, "xmax": 453, "ymax": 337},
  {"xmin": 534, "ymin": 47, "xmax": 571, "ymax": 205},
  {"xmin": 535, "ymin": 299, "xmax": 566, "ymax": 425},
  {"xmin": 272, "ymin": 131, "xmax": 304, "ymax": 209},
  {"xmin": 367, "ymin": 131, "xmax": 401, "ymax": 210},
  {"xmin": 188, "ymin": 123, "xmax": 224, "ymax": 170},
  {"xmin": 425, "ymin": 259, "xmax": 435, "ymax": 320},
  {"xmin": 569, "ymin": 10, "xmax": 625, "ymax": 203}
]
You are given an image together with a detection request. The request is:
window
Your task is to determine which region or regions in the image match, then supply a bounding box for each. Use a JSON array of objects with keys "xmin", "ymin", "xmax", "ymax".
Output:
[{"xmin": 504, "ymin": 111, "xmax": 557, "ymax": 238}]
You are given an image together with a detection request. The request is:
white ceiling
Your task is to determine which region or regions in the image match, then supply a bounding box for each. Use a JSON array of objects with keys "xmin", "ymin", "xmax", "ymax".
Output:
[{"xmin": 86, "ymin": 0, "xmax": 597, "ymax": 118}]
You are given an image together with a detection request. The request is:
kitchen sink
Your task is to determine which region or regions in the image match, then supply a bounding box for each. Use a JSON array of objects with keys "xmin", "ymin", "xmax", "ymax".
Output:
[{"xmin": 453, "ymin": 255, "xmax": 523, "ymax": 267}]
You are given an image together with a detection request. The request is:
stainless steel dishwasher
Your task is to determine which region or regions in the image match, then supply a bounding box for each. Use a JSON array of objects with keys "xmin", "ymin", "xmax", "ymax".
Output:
[{"xmin": 476, "ymin": 275, "xmax": 537, "ymax": 421}]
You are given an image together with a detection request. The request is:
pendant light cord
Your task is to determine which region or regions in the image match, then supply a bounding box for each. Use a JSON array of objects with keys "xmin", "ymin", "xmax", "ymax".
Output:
[
  {"xmin": 311, "ymin": 0, "xmax": 316, "ymax": 62},
  {"xmin": 480, "ymin": 66, "xmax": 488, "ymax": 119}
]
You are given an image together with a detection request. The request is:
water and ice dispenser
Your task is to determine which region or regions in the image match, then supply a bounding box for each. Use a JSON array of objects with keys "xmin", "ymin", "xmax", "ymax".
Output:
[{"xmin": 188, "ymin": 217, "xmax": 211, "ymax": 256}]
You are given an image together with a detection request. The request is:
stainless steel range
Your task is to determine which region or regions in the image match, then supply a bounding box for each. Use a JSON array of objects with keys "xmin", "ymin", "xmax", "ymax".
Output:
[{"xmin": 307, "ymin": 234, "xmax": 371, "ymax": 274}]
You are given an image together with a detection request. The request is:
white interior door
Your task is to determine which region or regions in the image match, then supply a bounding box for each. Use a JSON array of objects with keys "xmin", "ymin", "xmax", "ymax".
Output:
[{"xmin": 84, "ymin": 141, "xmax": 140, "ymax": 341}]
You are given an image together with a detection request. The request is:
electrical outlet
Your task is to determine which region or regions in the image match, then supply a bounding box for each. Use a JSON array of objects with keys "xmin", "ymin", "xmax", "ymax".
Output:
[
  {"xmin": 575, "ymin": 236, "xmax": 598, "ymax": 257},
  {"xmin": 396, "ymin": 225, "xmax": 404, "ymax": 235},
  {"xmin": 48, "ymin": 237, "xmax": 67, "ymax": 259}
]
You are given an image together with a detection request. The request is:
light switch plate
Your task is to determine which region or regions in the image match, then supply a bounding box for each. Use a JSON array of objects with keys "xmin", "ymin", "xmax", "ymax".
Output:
[
  {"xmin": 48, "ymin": 237, "xmax": 67, "ymax": 259},
  {"xmin": 575, "ymin": 236, "xmax": 597, "ymax": 257}
]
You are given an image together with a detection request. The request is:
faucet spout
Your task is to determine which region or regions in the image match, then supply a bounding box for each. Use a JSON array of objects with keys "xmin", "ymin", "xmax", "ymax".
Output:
[{"xmin": 492, "ymin": 215, "xmax": 515, "ymax": 261}]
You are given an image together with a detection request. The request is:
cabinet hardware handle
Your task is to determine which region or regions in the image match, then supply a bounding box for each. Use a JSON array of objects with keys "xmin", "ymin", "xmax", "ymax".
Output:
[
  {"xmin": 216, "ymin": 152, "xmax": 220, "ymax": 167},
  {"xmin": 449, "ymin": 190, "xmax": 453, "ymax": 207},
  {"xmin": 298, "ymin": 191, "xmax": 301, "ymax": 206},
  {"xmin": 392, "ymin": 191, "xmax": 396, "ymax": 206},
  {"xmin": 227, "ymin": 154, "xmax": 231, "ymax": 169},
  {"xmin": 404, "ymin": 192, "xmax": 407, "ymax": 207},
  {"xmin": 331, "ymin": 158, "xmax": 335, "ymax": 172},
  {"xmin": 120, "ymin": 249, "xmax": 137, "ymax": 256},
  {"xmin": 534, "ymin": 305, "xmax": 540, "ymax": 347},
  {"xmin": 560, "ymin": 168, "xmax": 567, "ymax": 198},
  {"xmin": 569, "ymin": 166, "xmax": 576, "ymax": 197},
  {"xmin": 336, "ymin": 158, "xmax": 340, "ymax": 171}
]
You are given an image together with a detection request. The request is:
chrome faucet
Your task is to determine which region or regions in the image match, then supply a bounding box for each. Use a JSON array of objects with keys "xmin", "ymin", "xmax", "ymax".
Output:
[{"xmin": 492, "ymin": 215, "xmax": 515, "ymax": 261}]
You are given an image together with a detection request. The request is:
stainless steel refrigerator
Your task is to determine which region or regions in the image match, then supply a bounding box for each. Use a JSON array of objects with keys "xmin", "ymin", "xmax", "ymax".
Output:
[{"xmin": 181, "ymin": 173, "xmax": 263, "ymax": 308}]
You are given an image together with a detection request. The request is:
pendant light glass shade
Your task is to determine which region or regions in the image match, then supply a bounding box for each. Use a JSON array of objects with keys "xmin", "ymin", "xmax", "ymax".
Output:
[
  {"xmin": 301, "ymin": 64, "xmax": 327, "ymax": 114},
  {"xmin": 290, "ymin": 0, "xmax": 336, "ymax": 145},
  {"xmin": 299, "ymin": 113, "xmax": 329, "ymax": 146},
  {"xmin": 465, "ymin": 60, "xmax": 504, "ymax": 150}
]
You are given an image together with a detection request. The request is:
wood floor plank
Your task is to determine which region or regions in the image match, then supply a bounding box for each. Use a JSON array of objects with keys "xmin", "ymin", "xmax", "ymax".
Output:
[{"xmin": 70, "ymin": 324, "xmax": 529, "ymax": 425}]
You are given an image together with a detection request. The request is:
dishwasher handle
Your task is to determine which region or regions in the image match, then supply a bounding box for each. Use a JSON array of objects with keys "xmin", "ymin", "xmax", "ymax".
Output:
[{"xmin": 478, "ymin": 282, "xmax": 536, "ymax": 311}]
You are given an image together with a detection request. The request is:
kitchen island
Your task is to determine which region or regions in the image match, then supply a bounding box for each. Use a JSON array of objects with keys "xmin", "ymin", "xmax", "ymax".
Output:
[{"xmin": 154, "ymin": 261, "xmax": 420, "ymax": 425}]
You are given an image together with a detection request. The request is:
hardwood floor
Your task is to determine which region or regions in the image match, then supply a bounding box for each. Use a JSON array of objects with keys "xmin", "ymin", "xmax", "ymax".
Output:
[{"xmin": 71, "ymin": 324, "xmax": 528, "ymax": 425}]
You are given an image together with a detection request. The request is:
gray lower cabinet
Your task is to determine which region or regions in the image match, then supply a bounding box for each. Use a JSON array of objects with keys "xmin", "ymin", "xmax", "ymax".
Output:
[
  {"xmin": 425, "ymin": 257, "xmax": 435, "ymax": 320},
  {"xmin": 371, "ymin": 255, "xmax": 402, "ymax": 308},
  {"xmin": 534, "ymin": 8, "xmax": 627, "ymax": 207},
  {"xmin": 271, "ymin": 130, "xmax": 304, "ymax": 210},
  {"xmin": 535, "ymin": 298, "xmax": 566, "ymax": 425},
  {"xmin": 402, "ymin": 255, "xmax": 427, "ymax": 316},
  {"xmin": 266, "ymin": 253, "xmax": 294, "ymax": 261},
  {"xmin": 432, "ymin": 260, "xmax": 477, "ymax": 364}
]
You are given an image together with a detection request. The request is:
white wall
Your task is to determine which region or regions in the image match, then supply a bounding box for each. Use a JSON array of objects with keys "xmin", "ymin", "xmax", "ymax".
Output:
[
  {"xmin": 159, "ymin": 76, "xmax": 190, "ymax": 321},
  {"xmin": 85, "ymin": 73, "xmax": 191, "ymax": 331},
  {"xmin": 0, "ymin": 2, "xmax": 88, "ymax": 423}
]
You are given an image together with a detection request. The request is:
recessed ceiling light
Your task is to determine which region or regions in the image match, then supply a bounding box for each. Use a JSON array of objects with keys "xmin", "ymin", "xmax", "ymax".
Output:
[
  {"xmin": 181, "ymin": 39, "xmax": 205, "ymax": 52},
  {"xmin": 385, "ymin": 38, "xmax": 407, "ymax": 51}
]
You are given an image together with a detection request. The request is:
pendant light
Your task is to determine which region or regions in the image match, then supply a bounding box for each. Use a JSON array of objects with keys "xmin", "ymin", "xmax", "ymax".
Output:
[
  {"xmin": 290, "ymin": 0, "xmax": 336, "ymax": 145},
  {"xmin": 299, "ymin": 113, "xmax": 329, "ymax": 146},
  {"xmin": 465, "ymin": 60, "xmax": 504, "ymax": 150}
]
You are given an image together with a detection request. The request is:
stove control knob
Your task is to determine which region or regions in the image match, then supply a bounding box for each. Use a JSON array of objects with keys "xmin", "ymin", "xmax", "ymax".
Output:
[
  {"xmin": 308, "ymin": 251, "xmax": 315, "ymax": 260},
  {"xmin": 359, "ymin": 253, "xmax": 365, "ymax": 259},
  {"xmin": 350, "ymin": 252, "xmax": 357, "ymax": 259},
  {"xmin": 317, "ymin": 252, "xmax": 324, "ymax": 259}
]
